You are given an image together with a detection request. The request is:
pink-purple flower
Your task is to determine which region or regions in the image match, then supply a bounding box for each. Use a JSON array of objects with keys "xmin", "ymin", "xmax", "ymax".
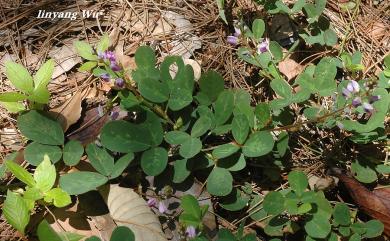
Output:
[
  {"xmin": 257, "ymin": 38, "xmax": 270, "ymax": 54},
  {"xmin": 227, "ymin": 36, "xmax": 239, "ymax": 46},
  {"xmin": 100, "ymin": 73, "xmax": 110, "ymax": 82},
  {"xmin": 362, "ymin": 102, "xmax": 374, "ymax": 113},
  {"xmin": 185, "ymin": 226, "xmax": 197, "ymax": 238},
  {"xmin": 369, "ymin": 95, "xmax": 381, "ymax": 103},
  {"xmin": 346, "ymin": 80, "xmax": 360, "ymax": 93},
  {"xmin": 352, "ymin": 97, "xmax": 362, "ymax": 107},
  {"xmin": 158, "ymin": 201, "xmax": 167, "ymax": 214},
  {"xmin": 147, "ymin": 197, "xmax": 167, "ymax": 214},
  {"xmin": 110, "ymin": 62, "xmax": 122, "ymax": 72},
  {"xmin": 115, "ymin": 78, "xmax": 125, "ymax": 88},
  {"xmin": 147, "ymin": 197, "xmax": 157, "ymax": 207}
]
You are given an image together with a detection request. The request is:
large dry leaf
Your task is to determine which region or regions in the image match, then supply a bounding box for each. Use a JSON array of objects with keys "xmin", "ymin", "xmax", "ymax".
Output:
[
  {"xmin": 335, "ymin": 173, "xmax": 390, "ymax": 235},
  {"xmin": 103, "ymin": 184, "xmax": 167, "ymax": 241},
  {"xmin": 48, "ymin": 44, "xmax": 81, "ymax": 79},
  {"xmin": 278, "ymin": 58, "xmax": 304, "ymax": 81}
]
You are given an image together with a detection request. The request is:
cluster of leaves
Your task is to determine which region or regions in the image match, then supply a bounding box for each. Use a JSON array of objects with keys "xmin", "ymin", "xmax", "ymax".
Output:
[
  {"xmin": 0, "ymin": 59, "xmax": 54, "ymax": 112},
  {"xmin": 3, "ymin": 156, "xmax": 71, "ymax": 234},
  {"xmin": 254, "ymin": 171, "xmax": 384, "ymax": 240}
]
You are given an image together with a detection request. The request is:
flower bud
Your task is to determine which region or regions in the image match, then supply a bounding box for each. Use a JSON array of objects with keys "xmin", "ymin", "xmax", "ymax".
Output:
[
  {"xmin": 115, "ymin": 78, "xmax": 125, "ymax": 88},
  {"xmin": 346, "ymin": 80, "xmax": 360, "ymax": 93},
  {"xmin": 362, "ymin": 102, "xmax": 374, "ymax": 113},
  {"xmin": 342, "ymin": 88, "xmax": 351, "ymax": 98},
  {"xmin": 257, "ymin": 38, "xmax": 269, "ymax": 54},
  {"xmin": 352, "ymin": 97, "xmax": 362, "ymax": 107},
  {"xmin": 110, "ymin": 62, "xmax": 122, "ymax": 72},
  {"xmin": 227, "ymin": 36, "xmax": 239, "ymax": 46},
  {"xmin": 100, "ymin": 73, "xmax": 110, "ymax": 82},
  {"xmin": 369, "ymin": 95, "xmax": 381, "ymax": 103}
]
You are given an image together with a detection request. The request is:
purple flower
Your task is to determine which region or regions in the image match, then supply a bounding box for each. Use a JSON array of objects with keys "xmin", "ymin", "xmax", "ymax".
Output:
[
  {"xmin": 362, "ymin": 102, "xmax": 374, "ymax": 113},
  {"xmin": 185, "ymin": 226, "xmax": 197, "ymax": 238},
  {"xmin": 105, "ymin": 51, "xmax": 116, "ymax": 62},
  {"xmin": 342, "ymin": 88, "xmax": 352, "ymax": 99},
  {"xmin": 100, "ymin": 73, "xmax": 110, "ymax": 82},
  {"xmin": 147, "ymin": 197, "xmax": 157, "ymax": 208},
  {"xmin": 346, "ymin": 80, "xmax": 360, "ymax": 93},
  {"xmin": 110, "ymin": 62, "xmax": 122, "ymax": 72},
  {"xmin": 227, "ymin": 35, "xmax": 239, "ymax": 46},
  {"xmin": 110, "ymin": 111, "xmax": 119, "ymax": 120},
  {"xmin": 352, "ymin": 97, "xmax": 362, "ymax": 107},
  {"xmin": 257, "ymin": 38, "xmax": 269, "ymax": 54},
  {"xmin": 158, "ymin": 201, "xmax": 167, "ymax": 214},
  {"xmin": 115, "ymin": 78, "xmax": 125, "ymax": 88},
  {"xmin": 97, "ymin": 51, "xmax": 104, "ymax": 60},
  {"xmin": 369, "ymin": 95, "xmax": 381, "ymax": 103}
]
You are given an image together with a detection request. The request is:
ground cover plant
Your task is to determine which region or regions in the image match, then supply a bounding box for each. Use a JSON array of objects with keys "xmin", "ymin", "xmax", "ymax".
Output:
[{"xmin": 0, "ymin": 0, "xmax": 389, "ymax": 240}]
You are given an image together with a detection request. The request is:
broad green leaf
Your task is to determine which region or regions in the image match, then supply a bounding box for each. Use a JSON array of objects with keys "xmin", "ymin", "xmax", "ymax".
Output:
[
  {"xmin": 199, "ymin": 70, "xmax": 225, "ymax": 102},
  {"xmin": 218, "ymin": 153, "xmax": 246, "ymax": 171},
  {"xmin": 249, "ymin": 195, "xmax": 267, "ymax": 221},
  {"xmin": 269, "ymin": 41, "xmax": 283, "ymax": 62},
  {"xmin": 74, "ymin": 41, "xmax": 97, "ymax": 61},
  {"xmin": 119, "ymin": 91, "xmax": 140, "ymax": 109},
  {"xmin": 134, "ymin": 46, "xmax": 156, "ymax": 69},
  {"xmin": 24, "ymin": 187, "xmax": 43, "ymax": 210},
  {"xmin": 232, "ymin": 114, "xmax": 249, "ymax": 144},
  {"xmin": 59, "ymin": 171, "xmax": 108, "ymax": 195},
  {"xmin": 333, "ymin": 203, "xmax": 350, "ymax": 226},
  {"xmin": 165, "ymin": 131, "xmax": 190, "ymax": 145},
  {"xmin": 179, "ymin": 137, "xmax": 202, "ymax": 159},
  {"xmin": 338, "ymin": 225, "xmax": 351, "ymax": 237},
  {"xmin": 141, "ymin": 111, "xmax": 164, "ymax": 147},
  {"xmin": 181, "ymin": 195, "xmax": 201, "ymax": 220},
  {"xmin": 191, "ymin": 116, "xmax": 212, "ymax": 138},
  {"xmin": 263, "ymin": 191, "xmax": 285, "ymax": 215},
  {"xmin": 264, "ymin": 216, "xmax": 289, "ymax": 237},
  {"xmin": 323, "ymin": 29, "xmax": 338, "ymax": 46},
  {"xmin": 252, "ymin": 19, "xmax": 265, "ymax": 40},
  {"xmin": 179, "ymin": 213, "xmax": 201, "ymax": 228},
  {"xmin": 212, "ymin": 143, "xmax": 240, "ymax": 159},
  {"xmin": 96, "ymin": 34, "xmax": 110, "ymax": 53},
  {"xmin": 37, "ymin": 219, "xmax": 62, "ymax": 241},
  {"xmin": 207, "ymin": 167, "xmax": 233, "ymax": 196},
  {"xmin": 216, "ymin": 0, "xmax": 227, "ymax": 24},
  {"xmin": 44, "ymin": 188, "xmax": 71, "ymax": 208},
  {"xmin": 29, "ymin": 87, "xmax": 50, "ymax": 104},
  {"xmin": 217, "ymin": 229, "xmax": 236, "ymax": 240},
  {"xmin": 3, "ymin": 190, "xmax": 30, "ymax": 235},
  {"xmin": 363, "ymin": 220, "xmax": 384, "ymax": 238},
  {"xmin": 0, "ymin": 92, "xmax": 28, "ymax": 102},
  {"xmin": 242, "ymin": 131, "xmax": 274, "ymax": 157},
  {"xmin": 138, "ymin": 77, "xmax": 170, "ymax": 103},
  {"xmin": 140, "ymin": 147, "xmax": 168, "ymax": 176},
  {"xmin": 5, "ymin": 61, "xmax": 34, "ymax": 94},
  {"xmin": 288, "ymin": 170, "xmax": 308, "ymax": 196},
  {"xmin": 173, "ymin": 159, "xmax": 191, "ymax": 183},
  {"xmin": 110, "ymin": 226, "xmax": 135, "ymax": 241},
  {"xmin": 18, "ymin": 110, "xmax": 64, "ymax": 145},
  {"xmin": 255, "ymin": 102, "xmax": 271, "ymax": 128},
  {"xmin": 34, "ymin": 155, "xmax": 56, "ymax": 192},
  {"xmin": 351, "ymin": 160, "xmax": 377, "ymax": 183},
  {"xmin": 78, "ymin": 61, "xmax": 97, "ymax": 72},
  {"xmin": 271, "ymin": 78, "xmax": 292, "ymax": 99},
  {"xmin": 63, "ymin": 140, "xmax": 84, "ymax": 166},
  {"xmin": 24, "ymin": 142, "xmax": 62, "ymax": 166},
  {"xmin": 5, "ymin": 160, "xmax": 35, "ymax": 187},
  {"xmin": 0, "ymin": 101, "xmax": 25, "ymax": 113},
  {"xmin": 58, "ymin": 232, "xmax": 84, "ymax": 241},
  {"xmin": 349, "ymin": 233, "xmax": 362, "ymax": 241},
  {"xmin": 314, "ymin": 57, "xmax": 337, "ymax": 96},
  {"xmin": 220, "ymin": 188, "xmax": 250, "ymax": 211},
  {"xmin": 110, "ymin": 153, "xmax": 134, "ymax": 179},
  {"xmin": 276, "ymin": 132, "xmax": 289, "ymax": 157},
  {"xmin": 168, "ymin": 88, "xmax": 192, "ymax": 111},
  {"xmin": 34, "ymin": 59, "xmax": 54, "ymax": 91},
  {"xmin": 214, "ymin": 90, "xmax": 234, "ymax": 125},
  {"xmin": 86, "ymin": 144, "xmax": 114, "ymax": 176},
  {"xmin": 351, "ymin": 222, "xmax": 366, "ymax": 235},
  {"xmin": 304, "ymin": 216, "xmax": 331, "ymax": 239},
  {"xmin": 238, "ymin": 48, "xmax": 261, "ymax": 67},
  {"xmin": 85, "ymin": 237, "xmax": 101, "ymax": 241}
]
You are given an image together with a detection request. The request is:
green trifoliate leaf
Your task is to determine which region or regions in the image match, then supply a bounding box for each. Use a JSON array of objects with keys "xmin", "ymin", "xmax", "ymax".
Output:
[
  {"xmin": 263, "ymin": 191, "xmax": 285, "ymax": 215},
  {"xmin": 96, "ymin": 33, "xmax": 110, "ymax": 53},
  {"xmin": 181, "ymin": 194, "xmax": 202, "ymax": 220},
  {"xmin": 110, "ymin": 153, "xmax": 134, "ymax": 179},
  {"xmin": 24, "ymin": 142, "xmax": 62, "ymax": 166},
  {"xmin": 110, "ymin": 226, "xmax": 135, "ymax": 241},
  {"xmin": 207, "ymin": 167, "xmax": 233, "ymax": 196},
  {"xmin": 271, "ymin": 78, "xmax": 292, "ymax": 99},
  {"xmin": 165, "ymin": 131, "xmax": 191, "ymax": 145},
  {"xmin": 220, "ymin": 188, "xmax": 250, "ymax": 211},
  {"xmin": 34, "ymin": 155, "xmax": 56, "ymax": 192},
  {"xmin": 44, "ymin": 188, "xmax": 71, "ymax": 208},
  {"xmin": 351, "ymin": 160, "xmax": 377, "ymax": 183},
  {"xmin": 140, "ymin": 147, "xmax": 168, "ymax": 176},
  {"xmin": 179, "ymin": 137, "xmax": 202, "ymax": 159},
  {"xmin": 63, "ymin": 140, "xmax": 84, "ymax": 166},
  {"xmin": 34, "ymin": 59, "xmax": 54, "ymax": 91},
  {"xmin": 363, "ymin": 220, "xmax": 384, "ymax": 238},
  {"xmin": 18, "ymin": 110, "xmax": 64, "ymax": 145},
  {"xmin": 86, "ymin": 144, "xmax": 114, "ymax": 176},
  {"xmin": 242, "ymin": 131, "xmax": 274, "ymax": 157},
  {"xmin": 79, "ymin": 61, "xmax": 97, "ymax": 72},
  {"xmin": 232, "ymin": 114, "xmax": 249, "ymax": 144},
  {"xmin": 333, "ymin": 203, "xmax": 351, "ymax": 226},
  {"xmin": 74, "ymin": 41, "xmax": 97, "ymax": 61},
  {"xmin": 5, "ymin": 61, "xmax": 34, "ymax": 94},
  {"xmin": 3, "ymin": 190, "xmax": 30, "ymax": 235},
  {"xmin": 191, "ymin": 115, "xmax": 212, "ymax": 138},
  {"xmin": 173, "ymin": 159, "xmax": 191, "ymax": 183},
  {"xmin": 288, "ymin": 170, "xmax": 308, "ymax": 196},
  {"xmin": 0, "ymin": 92, "xmax": 28, "ymax": 102},
  {"xmin": 37, "ymin": 219, "xmax": 62, "ymax": 241},
  {"xmin": 134, "ymin": 46, "xmax": 156, "ymax": 69},
  {"xmin": 313, "ymin": 57, "xmax": 337, "ymax": 96},
  {"xmin": 212, "ymin": 143, "xmax": 240, "ymax": 159},
  {"xmin": 199, "ymin": 70, "xmax": 225, "ymax": 102},
  {"xmin": 304, "ymin": 216, "xmax": 331, "ymax": 239},
  {"xmin": 59, "ymin": 171, "xmax": 108, "ymax": 195},
  {"xmin": 214, "ymin": 90, "xmax": 234, "ymax": 125}
]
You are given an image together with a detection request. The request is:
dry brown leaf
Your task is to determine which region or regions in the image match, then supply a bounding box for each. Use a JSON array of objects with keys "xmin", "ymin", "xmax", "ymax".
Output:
[
  {"xmin": 335, "ymin": 173, "xmax": 390, "ymax": 235},
  {"xmin": 49, "ymin": 88, "xmax": 90, "ymax": 132},
  {"xmin": 368, "ymin": 21, "xmax": 388, "ymax": 41},
  {"xmin": 49, "ymin": 44, "xmax": 81, "ymax": 79},
  {"xmin": 102, "ymin": 184, "xmax": 168, "ymax": 241},
  {"xmin": 278, "ymin": 58, "xmax": 304, "ymax": 81}
]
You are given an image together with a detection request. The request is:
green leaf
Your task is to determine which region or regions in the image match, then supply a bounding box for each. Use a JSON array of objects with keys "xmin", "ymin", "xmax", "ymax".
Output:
[
  {"xmin": 86, "ymin": 144, "xmax": 114, "ymax": 176},
  {"xmin": 263, "ymin": 191, "xmax": 285, "ymax": 215},
  {"xmin": 214, "ymin": 90, "xmax": 234, "ymax": 125},
  {"xmin": 314, "ymin": 57, "xmax": 337, "ymax": 96},
  {"xmin": 3, "ymin": 190, "xmax": 30, "ymax": 235},
  {"xmin": 191, "ymin": 116, "xmax": 212, "ymax": 138},
  {"xmin": 216, "ymin": 0, "xmax": 227, "ymax": 24},
  {"xmin": 173, "ymin": 159, "xmax": 191, "ymax": 183},
  {"xmin": 110, "ymin": 153, "xmax": 134, "ymax": 179},
  {"xmin": 110, "ymin": 226, "xmax": 135, "ymax": 241},
  {"xmin": 252, "ymin": 19, "xmax": 265, "ymax": 40},
  {"xmin": 135, "ymin": 46, "xmax": 156, "ymax": 69},
  {"xmin": 242, "ymin": 131, "xmax": 275, "ymax": 157},
  {"xmin": 339, "ymin": 226, "xmax": 351, "ymax": 237},
  {"xmin": 0, "ymin": 92, "xmax": 28, "ymax": 102},
  {"xmin": 58, "ymin": 232, "xmax": 84, "ymax": 241},
  {"xmin": 232, "ymin": 114, "xmax": 249, "ymax": 144},
  {"xmin": 271, "ymin": 78, "xmax": 292, "ymax": 99},
  {"xmin": 179, "ymin": 137, "xmax": 202, "ymax": 159},
  {"xmin": 59, "ymin": 172, "xmax": 108, "ymax": 195},
  {"xmin": 78, "ymin": 61, "xmax": 97, "ymax": 72},
  {"xmin": 220, "ymin": 188, "xmax": 250, "ymax": 211},
  {"xmin": 18, "ymin": 110, "xmax": 64, "ymax": 145},
  {"xmin": 304, "ymin": 216, "xmax": 331, "ymax": 239},
  {"xmin": 199, "ymin": 70, "xmax": 225, "ymax": 102},
  {"xmin": 218, "ymin": 153, "xmax": 246, "ymax": 171},
  {"xmin": 34, "ymin": 59, "xmax": 54, "ymax": 91},
  {"xmin": 165, "ymin": 131, "xmax": 191, "ymax": 145},
  {"xmin": 217, "ymin": 228, "xmax": 236, "ymax": 240},
  {"xmin": 384, "ymin": 54, "xmax": 390, "ymax": 69},
  {"xmin": 181, "ymin": 195, "xmax": 201, "ymax": 220},
  {"xmin": 86, "ymin": 237, "xmax": 101, "ymax": 241},
  {"xmin": 323, "ymin": 29, "xmax": 338, "ymax": 46},
  {"xmin": 74, "ymin": 41, "xmax": 97, "ymax": 61},
  {"xmin": 269, "ymin": 41, "xmax": 283, "ymax": 62},
  {"xmin": 44, "ymin": 188, "xmax": 71, "ymax": 208},
  {"xmin": 5, "ymin": 160, "xmax": 35, "ymax": 187},
  {"xmin": 37, "ymin": 219, "xmax": 62, "ymax": 241},
  {"xmin": 29, "ymin": 87, "xmax": 50, "ymax": 104},
  {"xmin": 212, "ymin": 143, "xmax": 240, "ymax": 159},
  {"xmin": 96, "ymin": 34, "xmax": 110, "ymax": 53},
  {"xmin": 24, "ymin": 142, "xmax": 62, "ymax": 166},
  {"xmin": 288, "ymin": 170, "xmax": 308, "ymax": 196},
  {"xmin": 333, "ymin": 203, "xmax": 350, "ymax": 226},
  {"xmin": 63, "ymin": 140, "xmax": 84, "ymax": 166},
  {"xmin": 349, "ymin": 233, "xmax": 362, "ymax": 241},
  {"xmin": 140, "ymin": 147, "xmax": 168, "ymax": 176},
  {"xmin": 34, "ymin": 155, "xmax": 56, "ymax": 192},
  {"xmin": 207, "ymin": 167, "xmax": 233, "ymax": 196},
  {"xmin": 138, "ymin": 77, "xmax": 170, "ymax": 103},
  {"xmin": 5, "ymin": 61, "xmax": 34, "ymax": 94},
  {"xmin": 351, "ymin": 222, "xmax": 366, "ymax": 235},
  {"xmin": 363, "ymin": 220, "xmax": 384, "ymax": 238},
  {"xmin": 0, "ymin": 101, "xmax": 25, "ymax": 113},
  {"xmin": 276, "ymin": 132, "xmax": 289, "ymax": 157},
  {"xmin": 255, "ymin": 102, "xmax": 271, "ymax": 128},
  {"xmin": 351, "ymin": 160, "xmax": 377, "ymax": 183}
]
